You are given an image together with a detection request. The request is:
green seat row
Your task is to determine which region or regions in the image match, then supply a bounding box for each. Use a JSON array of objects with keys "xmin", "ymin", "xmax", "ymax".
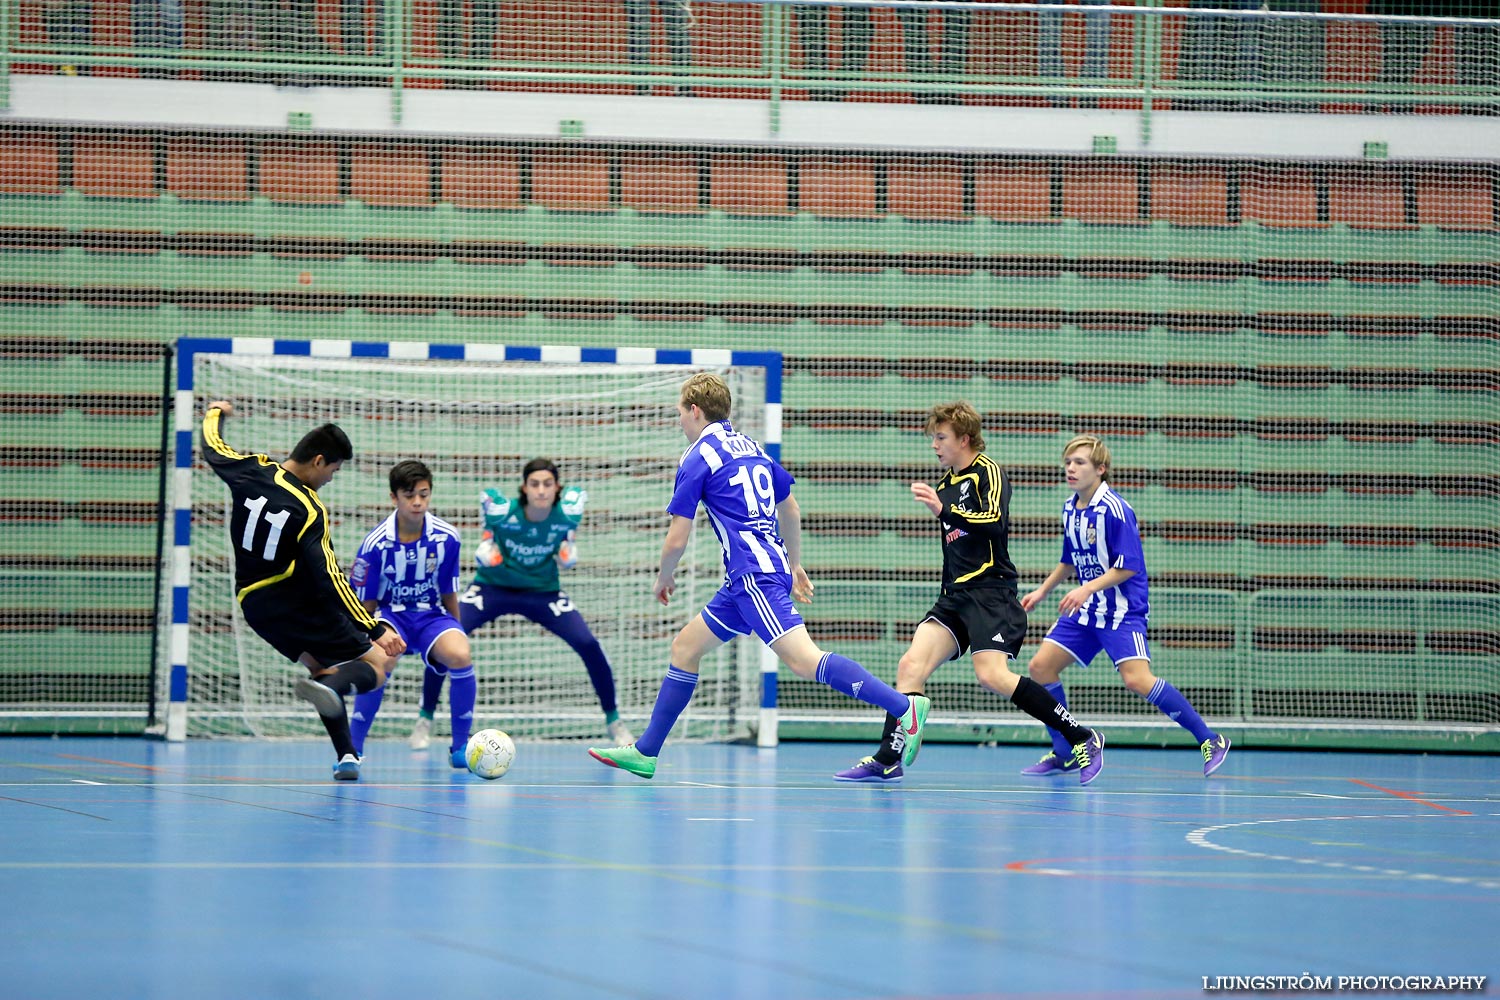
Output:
[
  {"xmin": 5, "ymin": 249, "xmax": 1489, "ymax": 318},
  {"xmin": 792, "ymin": 480, "xmax": 1498, "ymax": 534},
  {"xmin": 4, "ymin": 192, "xmax": 1493, "ymax": 265},
  {"xmin": 799, "ymin": 533, "xmax": 1495, "ymax": 585},
  {"xmin": 3, "ymin": 305, "xmax": 1490, "ymax": 376},
  {"xmin": 781, "ymin": 428, "xmax": 1495, "ymax": 478},
  {"xmin": 783, "ymin": 373, "xmax": 1489, "ymax": 423}
]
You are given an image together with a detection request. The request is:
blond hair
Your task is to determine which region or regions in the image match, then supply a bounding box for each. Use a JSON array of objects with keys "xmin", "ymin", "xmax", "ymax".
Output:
[
  {"xmin": 1062, "ymin": 434, "xmax": 1111, "ymax": 480},
  {"xmin": 680, "ymin": 372, "xmax": 732, "ymax": 423},
  {"xmin": 925, "ymin": 401, "xmax": 985, "ymax": 452}
]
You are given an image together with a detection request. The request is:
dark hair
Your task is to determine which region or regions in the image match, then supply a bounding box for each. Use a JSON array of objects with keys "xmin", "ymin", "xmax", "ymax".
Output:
[
  {"xmin": 519, "ymin": 458, "xmax": 561, "ymax": 507},
  {"xmin": 389, "ymin": 460, "xmax": 433, "ymax": 496},
  {"xmin": 289, "ymin": 423, "xmax": 353, "ymax": 465}
]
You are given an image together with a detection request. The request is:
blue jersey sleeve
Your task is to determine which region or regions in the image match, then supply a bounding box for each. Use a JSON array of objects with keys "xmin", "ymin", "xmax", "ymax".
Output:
[
  {"xmin": 667, "ymin": 453, "xmax": 708, "ymax": 520},
  {"xmin": 771, "ymin": 460, "xmax": 794, "ymax": 504},
  {"xmin": 349, "ymin": 536, "xmax": 385, "ymax": 604},
  {"xmin": 1103, "ymin": 505, "xmax": 1147, "ymax": 575},
  {"xmin": 439, "ymin": 533, "xmax": 462, "ymax": 596}
]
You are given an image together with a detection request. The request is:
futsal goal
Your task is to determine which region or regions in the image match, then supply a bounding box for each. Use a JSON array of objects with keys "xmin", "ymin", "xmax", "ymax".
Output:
[{"xmin": 158, "ymin": 337, "xmax": 783, "ymax": 745}]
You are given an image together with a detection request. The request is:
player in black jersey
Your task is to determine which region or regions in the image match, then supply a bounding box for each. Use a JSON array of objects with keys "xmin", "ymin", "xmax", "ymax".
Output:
[
  {"xmin": 834, "ymin": 401, "xmax": 1106, "ymax": 785},
  {"xmin": 202, "ymin": 400, "xmax": 405, "ymax": 780}
]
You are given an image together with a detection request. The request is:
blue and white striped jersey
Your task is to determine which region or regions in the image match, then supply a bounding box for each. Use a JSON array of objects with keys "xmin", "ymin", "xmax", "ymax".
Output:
[
  {"xmin": 1058, "ymin": 482, "xmax": 1150, "ymax": 629},
  {"xmin": 668, "ymin": 420, "xmax": 795, "ymax": 583},
  {"xmin": 350, "ymin": 511, "xmax": 463, "ymax": 614}
]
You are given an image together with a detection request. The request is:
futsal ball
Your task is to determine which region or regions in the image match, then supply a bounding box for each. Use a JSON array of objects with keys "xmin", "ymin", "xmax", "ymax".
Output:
[{"xmin": 465, "ymin": 728, "xmax": 515, "ymax": 780}]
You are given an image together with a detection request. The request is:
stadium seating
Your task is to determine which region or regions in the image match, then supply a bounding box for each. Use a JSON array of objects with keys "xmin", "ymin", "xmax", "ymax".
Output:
[{"xmin": 0, "ymin": 122, "xmax": 1494, "ymax": 731}]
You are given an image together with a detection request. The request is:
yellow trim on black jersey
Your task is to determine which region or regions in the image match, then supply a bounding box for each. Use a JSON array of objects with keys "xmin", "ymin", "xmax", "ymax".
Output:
[
  {"xmin": 306, "ymin": 487, "xmax": 379, "ymax": 630},
  {"xmin": 202, "ymin": 408, "xmax": 245, "ymax": 462},
  {"xmin": 953, "ymin": 542, "xmax": 995, "ymax": 584},
  {"xmin": 945, "ymin": 455, "xmax": 1005, "ymax": 525}
]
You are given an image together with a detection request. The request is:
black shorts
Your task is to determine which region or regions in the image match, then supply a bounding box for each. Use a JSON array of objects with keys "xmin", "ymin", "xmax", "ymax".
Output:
[
  {"xmin": 240, "ymin": 587, "xmax": 373, "ymax": 666},
  {"xmin": 924, "ymin": 586, "xmax": 1027, "ymax": 659}
]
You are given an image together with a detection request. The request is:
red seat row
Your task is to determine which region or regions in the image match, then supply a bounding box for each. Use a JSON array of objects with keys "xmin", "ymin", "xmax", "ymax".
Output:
[{"xmin": 1, "ymin": 129, "xmax": 1494, "ymax": 230}]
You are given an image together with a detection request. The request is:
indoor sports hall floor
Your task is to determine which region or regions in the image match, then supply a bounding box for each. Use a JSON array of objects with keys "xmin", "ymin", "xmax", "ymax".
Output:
[{"xmin": 2, "ymin": 737, "xmax": 1495, "ymax": 1000}]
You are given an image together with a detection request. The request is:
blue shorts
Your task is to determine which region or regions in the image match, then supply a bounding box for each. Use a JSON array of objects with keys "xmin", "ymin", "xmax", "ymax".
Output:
[
  {"xmin": 700, "ymin": 573, "xmax": 804, "ymax": 646},
  {"xmin": 1043, "ymin": 615, "xmax": 1151, "ymax": 669},
  {"xmin": 457, "ymin": 584, "xmax": 601, "ymax": 654},
  {"xmin": 377, "ymin": 607, "xmax": 465, "ymax": 667}
]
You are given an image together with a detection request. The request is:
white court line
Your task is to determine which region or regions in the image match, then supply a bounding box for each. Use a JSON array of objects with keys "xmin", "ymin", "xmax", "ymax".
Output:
[
  {"xmin": 1186, "ymin": 813, "xmax": 1500, "ymax": 890},
  {"xmin": 2, "ymin": 781, "xmax": 1496, "ymax": 807},
  {"xmin": 687, "ymin": 817, "xmax": 754, "ymax": 822}
]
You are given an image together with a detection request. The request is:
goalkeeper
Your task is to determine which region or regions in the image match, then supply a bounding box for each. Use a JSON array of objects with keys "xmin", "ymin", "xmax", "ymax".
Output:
[{"xmin": 458, "ymin": 459, "xmax": 633, "ymax": 745}]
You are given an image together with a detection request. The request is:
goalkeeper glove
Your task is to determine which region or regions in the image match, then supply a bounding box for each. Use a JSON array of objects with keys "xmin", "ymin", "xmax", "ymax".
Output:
[
  {"xmin": 476, "ymin": 529, "xmax": 504, "ymax": 567},
  {"xmin": 558, "ymin": 531, "xmax": 578, "ymax": 570}
]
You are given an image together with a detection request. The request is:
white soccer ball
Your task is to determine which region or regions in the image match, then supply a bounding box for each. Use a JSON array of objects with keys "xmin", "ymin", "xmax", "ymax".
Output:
[{"xmin": 465, "ymin": 728, "xmax": 515, "ymax": 780}]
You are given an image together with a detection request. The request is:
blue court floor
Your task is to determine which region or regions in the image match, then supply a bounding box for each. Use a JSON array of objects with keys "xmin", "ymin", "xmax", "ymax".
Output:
[{"xmin": 1, "ymin": 737, "xmax": 1496, "ymax": 1000}]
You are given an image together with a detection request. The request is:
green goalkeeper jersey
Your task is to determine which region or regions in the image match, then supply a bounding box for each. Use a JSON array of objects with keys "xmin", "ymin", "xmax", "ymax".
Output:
[{"xmin": 471, "ymin": 486, "xmax": 586, "ymax": 592}]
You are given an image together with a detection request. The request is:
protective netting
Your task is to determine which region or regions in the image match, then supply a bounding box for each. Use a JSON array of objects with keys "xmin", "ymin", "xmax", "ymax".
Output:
[
  {"xmin": 0, "ymin": 5, "xmax": 1496, "ymax": 745},
  {"xmin": 176, "ymin": 353, "xmax": 767, "ymax": 740}
]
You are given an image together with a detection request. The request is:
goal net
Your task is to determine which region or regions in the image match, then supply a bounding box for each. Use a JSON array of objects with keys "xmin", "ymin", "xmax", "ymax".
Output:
[{"xmin": 163, "ymin": 342, "xmax": 773, "ymax": 744}]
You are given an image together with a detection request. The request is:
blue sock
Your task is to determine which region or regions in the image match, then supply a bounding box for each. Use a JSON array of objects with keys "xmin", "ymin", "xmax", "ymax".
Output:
[
  {"xmin": 1145, "ymin": 678, "xmax": 1213, "ymax": 743},
  {"xmin": 1044, "ymin": 682, "xmax": 1074, "ymax": 757},
  {"xmin": 447, "ymin": 665, "xmax": 477, "ymax": 752},
  {"xmin": 420, "ymin": 663, "xmax": 446, "ymax": 716},
  {"xmin": 816, "ymin": 653, "xmax": 908, "ymax": 718},
  {"xmin": 635, "ymin": 666, "xmax": 698, "ymax": 758},
  {"xmin": 350, "ymin": 686, "xmax": 386, "ymax": 755}
]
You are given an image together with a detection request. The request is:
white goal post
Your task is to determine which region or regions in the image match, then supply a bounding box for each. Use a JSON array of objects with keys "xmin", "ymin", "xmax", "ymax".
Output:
[{"xmin": 161, "ymin": 337, "xmax": 784, "ymax": 746}]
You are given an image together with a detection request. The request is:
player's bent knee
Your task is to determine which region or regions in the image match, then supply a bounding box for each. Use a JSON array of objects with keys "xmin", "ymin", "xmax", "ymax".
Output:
[
  {"xmin": 778, "ymin": 650, "xmax": 821, "ymax": 681},
  {"xmin": 974, "ymin": 660, "xmax": 1019, "ymax": 696},
  {"xmin": 1027, "ymin": 659, "xmax": 1061, "ymax": 685},
  {"xmin": 669, "ymin": 632, "xmax": 703, "ymax": 670},
  {"xmin": 433, "ymin": 635, "xmax": 472, "ymax": 669},
  {"xmin": 894, "ymin": 653, "xmax": 936, "ymax": 689}
]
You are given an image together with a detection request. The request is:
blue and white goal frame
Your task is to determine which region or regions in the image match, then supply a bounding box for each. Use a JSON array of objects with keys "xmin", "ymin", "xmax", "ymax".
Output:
[{"xmin": 166, "ymin": 337, "xmax": 785, "ymax": 745}]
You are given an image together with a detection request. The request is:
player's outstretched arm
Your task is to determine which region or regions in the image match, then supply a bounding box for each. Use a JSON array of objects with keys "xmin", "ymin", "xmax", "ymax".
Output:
[
  {"xmin": 654, "ymin": 515, "xmax": 694, "ymax": 606},
  {"xmin": 910, "ymin": 481, "xmax": 942, "ymax": 516},
  {"xmin": 1058, "ymin": 567, "xmax": 1137, "ymax": 615},
  {"xmin": 775, "ymin": 495, "xmax": 814, "ymax": 604},
  {"xmin": 200, "ymin": 400, "xmax": 248, "ymax": 468},
  {"xmin": 1021, "ymin": 562, "xmax": 1074, "ymax": 612},
  {"xmin": 372, "ymin": 623, "xmax": 406, "ymax": 657}
]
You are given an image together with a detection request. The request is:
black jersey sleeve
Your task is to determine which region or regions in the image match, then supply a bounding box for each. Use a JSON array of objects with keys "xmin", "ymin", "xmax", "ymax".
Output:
[{"xmin": 201, "ymin": 405, "xmax": 250, "ymax": 474}]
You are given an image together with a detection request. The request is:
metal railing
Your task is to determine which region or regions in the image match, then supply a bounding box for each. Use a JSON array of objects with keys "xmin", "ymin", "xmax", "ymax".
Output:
[{"xmin": 3, "ymin": 2, "xmax": 1497, "ymax": 128}]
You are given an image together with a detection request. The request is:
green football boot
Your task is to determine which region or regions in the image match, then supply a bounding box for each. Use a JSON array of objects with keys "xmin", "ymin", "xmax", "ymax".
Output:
[{"xmin": 588, "ymin": 743, "xmax": 657, "ymax": 779}]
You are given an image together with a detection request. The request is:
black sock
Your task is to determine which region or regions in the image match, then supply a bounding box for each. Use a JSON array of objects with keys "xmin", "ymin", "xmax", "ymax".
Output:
[
  {"xmin": 1010, "ymin": 676, "xmax": 1091, "ymax": 746},
  {"xmin": 319, "ymin": 709, "xmax": 357, "ymax": 759},
  {"xmin": 318, "ymin": 659, "xmax": 380, "ymax": 697},
  {"xmin": 872, "ymin": 691, "xmax": 924, "ymax": 766}
]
